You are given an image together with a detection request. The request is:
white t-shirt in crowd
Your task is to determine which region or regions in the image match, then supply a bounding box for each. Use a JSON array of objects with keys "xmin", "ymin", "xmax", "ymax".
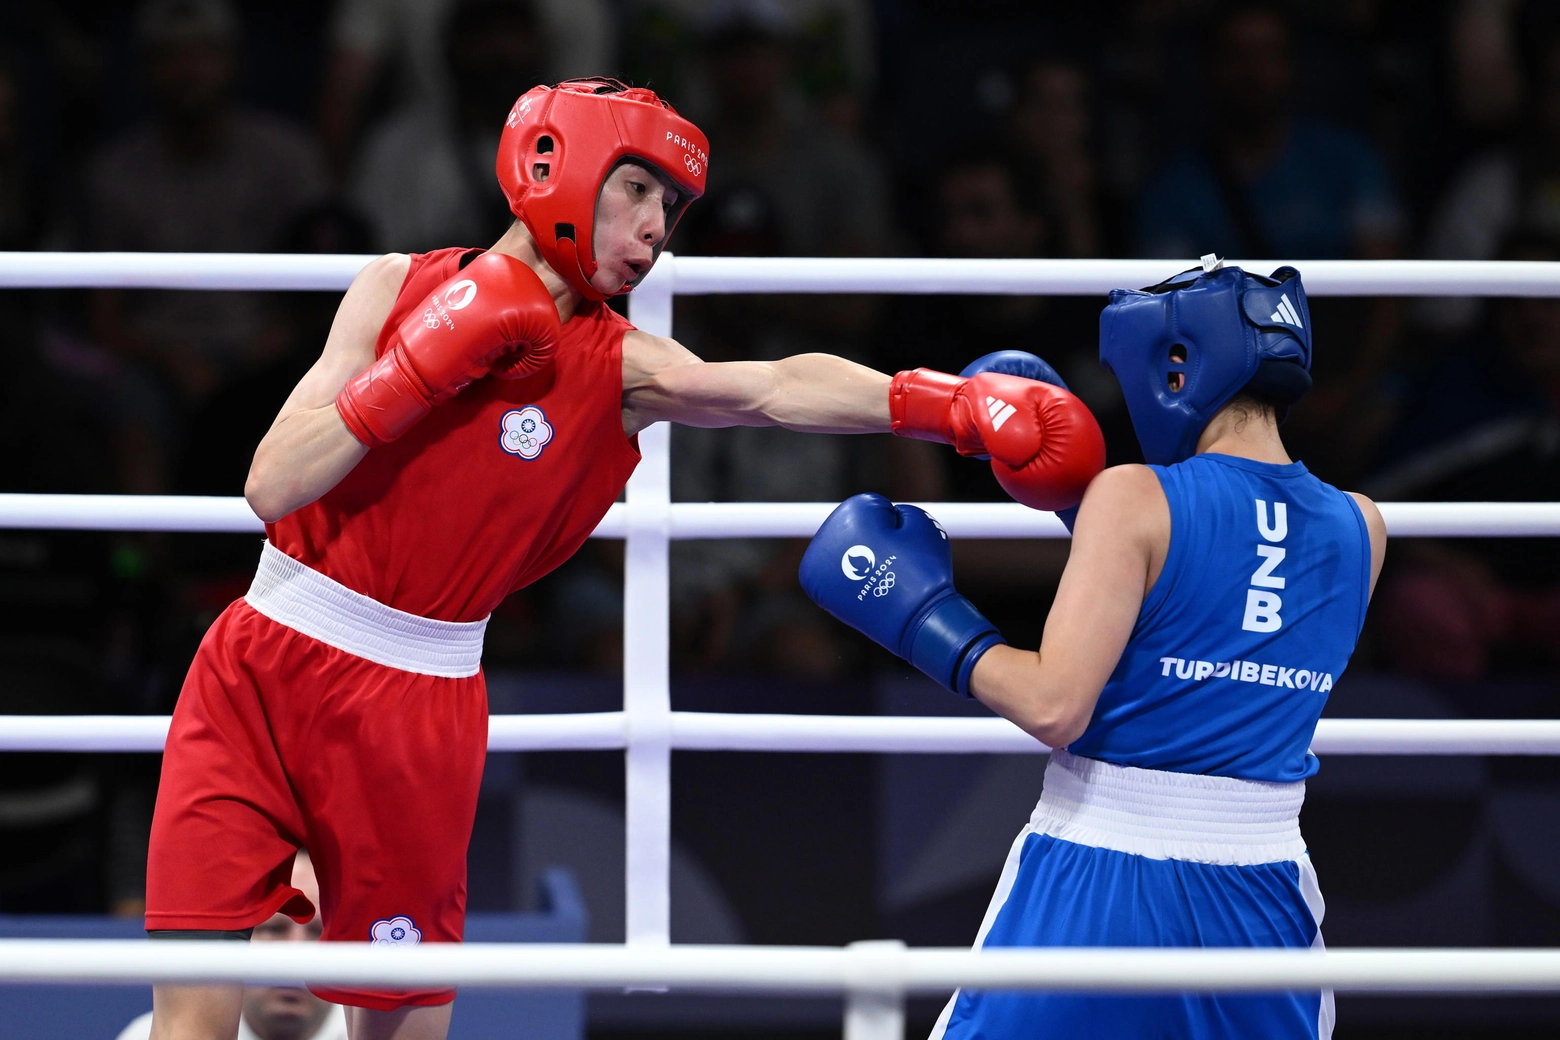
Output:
[{"xmin": 115, "ymin": 1003, "xmax": 348, "ymax": 1040}]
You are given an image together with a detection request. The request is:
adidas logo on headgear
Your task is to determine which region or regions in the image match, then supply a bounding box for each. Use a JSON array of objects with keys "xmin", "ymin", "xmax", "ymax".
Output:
[{"xmin": 1270, "ymin": 293, "xmax": 1303, "ymax": 329}]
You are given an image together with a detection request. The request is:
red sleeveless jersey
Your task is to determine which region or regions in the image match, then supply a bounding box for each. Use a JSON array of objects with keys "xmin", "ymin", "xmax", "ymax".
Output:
[{"xmin": 267, "ymin": 247, "xmax": 641, "ymax": 622}]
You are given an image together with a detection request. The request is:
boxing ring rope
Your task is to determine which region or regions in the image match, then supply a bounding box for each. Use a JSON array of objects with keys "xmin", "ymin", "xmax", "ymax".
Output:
[
  {"xmin": 8, "ymin": 494, "xmax": 1560, "ymax": 538},
  {"xmin": 6, "ymin": 712, "xmax": 1560, "ymax": 755},
  {"xmin": 5, "ymin": 940, "xmax": 1560, "ymax": 995},
  {"xmin": 9, "ymin": 251, "xmax": 1560, "ymax": 296},
  {"xmin": 5, "ymin": 252, "xmax": 1560, "ymax": 1036}
]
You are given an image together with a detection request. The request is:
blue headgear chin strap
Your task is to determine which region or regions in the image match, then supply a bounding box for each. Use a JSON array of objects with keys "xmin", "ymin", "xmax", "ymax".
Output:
[{"xmin": 1099, "ymin": 258, "xmax": 1313, "ymax": 466}]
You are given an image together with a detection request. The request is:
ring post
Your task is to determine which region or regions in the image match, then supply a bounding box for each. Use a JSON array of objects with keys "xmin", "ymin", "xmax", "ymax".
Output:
[
  {"xmin": 844, "ymin": 940, "xmax": 907, "ymax": 1040},
  {"xmin": 624, "ymin": 261, "xmax": 675, "ymax": 948}
]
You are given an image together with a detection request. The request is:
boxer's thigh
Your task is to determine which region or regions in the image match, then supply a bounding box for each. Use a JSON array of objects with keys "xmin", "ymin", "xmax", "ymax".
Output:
[
  {"xmin": 941, "ymin": 835, "xmax": 1177, "ymax": 1037},
  {"xmin": 1172, "ymin": 855, "xmax": 1327, "ymax": 1040},
  {"xmin": 281, "ymin": 657, "xmax": 488, "ymax": 1009},
  {"xmin": 146, "ymin": 604, "xmax": 313, "ymax": 930}
]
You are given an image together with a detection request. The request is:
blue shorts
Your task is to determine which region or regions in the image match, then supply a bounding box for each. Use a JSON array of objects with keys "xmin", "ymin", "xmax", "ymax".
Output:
[{"xmin": 932, "ymin": 751, "xmax": 1331, "ymax": 1040}]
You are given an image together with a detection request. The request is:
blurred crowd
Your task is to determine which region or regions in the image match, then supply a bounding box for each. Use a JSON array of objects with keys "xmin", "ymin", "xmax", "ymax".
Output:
[{"xmin": 2, "ymin": 0, "xmax": 1560, "ymax": 911}]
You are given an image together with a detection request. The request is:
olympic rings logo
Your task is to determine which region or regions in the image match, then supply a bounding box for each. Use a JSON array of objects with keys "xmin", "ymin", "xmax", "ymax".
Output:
[
  {"xmin": 872, "ymin": 572, "xmax": 896, "ymax": 597},
  {"xmin": 683, "ymin": 154, "xmax": 703, "ymax": 176},
  {"xmin": 422, "ymin": 307, "xmax": 440, "ymax": 329}
]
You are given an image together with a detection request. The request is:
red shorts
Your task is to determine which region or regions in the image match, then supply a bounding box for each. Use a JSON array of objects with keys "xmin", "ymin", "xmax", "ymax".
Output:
[{"xmin": 146, "ymin": 600, "xmax": 488, "ymax": 1009}]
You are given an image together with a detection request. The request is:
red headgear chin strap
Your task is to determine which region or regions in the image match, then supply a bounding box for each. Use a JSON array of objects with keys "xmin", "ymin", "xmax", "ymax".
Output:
[{"xmin": 496, "ymin": 78, "xmax": 709, "ymax": 301}]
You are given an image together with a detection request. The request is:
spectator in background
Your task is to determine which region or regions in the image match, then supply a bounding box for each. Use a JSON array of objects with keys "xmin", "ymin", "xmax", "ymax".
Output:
[
  {"xmin": 1420, "ymin": 24, "xmax": 1560, "ymax": 338},
  {"xmin": 1137, "ymin": 3, "xmax": 1407, "ymax": 484},
  {"xmin": 698, "ymin": 10, "xmax": 892, "ymax": 261},
  {"xmin": 630, "ymin": 8, "xmax": 894, "ymax": 677},
  {"xmin": 84, "ymin": 0, "xmax": 327, "ymax": 493},
  {"xmin": 1136, "ymin": 3, "xmax": 1404, "ymax": 261},
  {"xmin": 617, "ymin": 0, "xmax": 876, "ymax": 133},
  {"xmin": 1367, "ymin": 231, "xmax": 1560, "ymax": 681},
  {"xmin": 319, "ymin": 0, "xmax": 612, "ymax": 177},
  {"xmin": 349, "ymin": 0, "xmax": 543, "ymax": 253},
  {"xmin": 1007, "ymin": 58, "xmax": 1105, "ymax": 258},
  {"xmin": 116, "ymin": 852, "xmax": 345, "ymax": 1040}
]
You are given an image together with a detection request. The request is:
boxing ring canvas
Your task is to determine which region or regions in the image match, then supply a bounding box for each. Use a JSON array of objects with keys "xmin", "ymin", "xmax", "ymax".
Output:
[{"xmin": 4, "ymin": 252, "xmax": 1560, "ymax": 1038}]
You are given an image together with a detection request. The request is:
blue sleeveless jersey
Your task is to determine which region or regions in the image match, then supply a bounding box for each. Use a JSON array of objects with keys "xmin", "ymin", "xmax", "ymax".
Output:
[{"xmin": 1066, "ymin": 454, "xmax": 1371, "ymax": 782}]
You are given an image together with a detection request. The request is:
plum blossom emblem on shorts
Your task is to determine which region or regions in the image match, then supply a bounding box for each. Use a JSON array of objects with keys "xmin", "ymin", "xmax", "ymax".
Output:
[
  {"xmin": 370, "ymin": 916, "xmax": 422, "ymax": 946},
  {"xmin": 500, "ymin": 406, "xmax": 554, "ymax": 460}
]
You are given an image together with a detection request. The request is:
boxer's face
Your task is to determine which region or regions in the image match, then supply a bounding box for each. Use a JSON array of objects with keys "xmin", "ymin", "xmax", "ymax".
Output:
[
  {"xmin": 241, "ymin": 856, "xmax": 330, "ymax": 1038},
  {"xmin": 591, "ymin": 163, "xmax": 680, "ymax": 295}
]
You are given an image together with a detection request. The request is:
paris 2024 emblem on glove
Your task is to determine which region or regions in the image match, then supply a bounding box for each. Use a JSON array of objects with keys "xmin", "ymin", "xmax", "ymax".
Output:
[{"xmin": 800, "ymin": 494, "xmax": 1006, "ymax": 697}]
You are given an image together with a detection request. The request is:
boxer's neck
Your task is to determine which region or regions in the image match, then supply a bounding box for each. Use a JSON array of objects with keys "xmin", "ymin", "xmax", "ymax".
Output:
[
  {"xmin": 1194, "ymin": 401, "xmax": 1292, "ymax": 465},
  {"xmin": 490, "ymin": 222, "xmax": 583, "ymax": 322}
]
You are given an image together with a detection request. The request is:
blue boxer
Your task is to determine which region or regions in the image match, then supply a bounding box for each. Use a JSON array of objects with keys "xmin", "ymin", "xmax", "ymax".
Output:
[{"xmin": 803, "ymin": 263, "xmax": 1384, "ymax": 1040}]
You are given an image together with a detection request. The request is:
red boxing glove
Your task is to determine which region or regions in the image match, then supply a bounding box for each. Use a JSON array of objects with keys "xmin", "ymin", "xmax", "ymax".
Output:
[
  {"xmin": 336, "ymin": 252, "xmax": 560, "ymax": 447},
  {"xmin": 890, "ymin": 369, "xmax": 1106, "ymax": 511}
]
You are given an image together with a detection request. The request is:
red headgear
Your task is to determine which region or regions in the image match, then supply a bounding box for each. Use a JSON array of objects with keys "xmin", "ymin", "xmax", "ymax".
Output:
[{"xmin": 496, "ymin": 78, "xmax": 709, "ymax": 301}]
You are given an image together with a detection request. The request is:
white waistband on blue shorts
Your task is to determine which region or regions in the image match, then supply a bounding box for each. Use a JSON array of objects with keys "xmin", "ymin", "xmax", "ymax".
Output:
[
  {"xmin": 244, "ymin": 541, "xmax": 487, "ymax": 678},
  {"xmin": 1030, "ymin": 749, "xmax": 1306, "ymax": 866}
]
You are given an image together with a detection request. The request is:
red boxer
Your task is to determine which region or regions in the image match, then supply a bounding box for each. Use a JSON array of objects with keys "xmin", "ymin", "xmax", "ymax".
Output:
[{"xmin": 147, "ymin": 79, "xmax": 1105, "ymax": 1040}]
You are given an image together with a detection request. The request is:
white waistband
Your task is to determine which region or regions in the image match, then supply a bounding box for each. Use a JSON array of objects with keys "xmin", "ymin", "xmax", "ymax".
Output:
[
  {"xmin": 244, "ymin": 541, "xmax": 487, "ymax": 678},
  {"xmin": 1031, "ymin": 750, "xmax": 1306, "ymax": 866}
]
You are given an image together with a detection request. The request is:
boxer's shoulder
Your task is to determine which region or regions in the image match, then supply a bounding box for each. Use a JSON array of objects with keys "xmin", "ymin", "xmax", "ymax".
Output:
[
  {"xmin": 1075, "ymin": 464, "xmax": 1167, "ymax": 533},
  {"xmin": 620, "ymin": 327, "xmax": 698, "ymax": 392},
  {"xmin": 1344, "ymin": 490, "xmax": 1388, "ymax": 583},
  {"xmin": 355, "ymin": 252, "xmax": 411, "ymax": 295}
]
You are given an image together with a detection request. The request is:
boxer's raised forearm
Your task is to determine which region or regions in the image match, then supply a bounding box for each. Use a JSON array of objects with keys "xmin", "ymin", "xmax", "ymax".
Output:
[
  {"xmin": 246, "ymin": 406, "xmax": 369, "ymax": 522},
  {"xmin": 970, "ymin": 645, "xmax": 1091, "ymax": 748},
  {"xmin": 245, "ymin": 253, "xmax": 406, "ymax": 522}
]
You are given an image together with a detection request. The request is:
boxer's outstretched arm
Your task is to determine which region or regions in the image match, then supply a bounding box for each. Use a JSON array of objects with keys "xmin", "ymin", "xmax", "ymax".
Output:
[
  {"xmin": 621, "ymin": 331, "xmax": 891, "ymax": 436},
  {"xmin": 244, "ymin": 254, "xmax": 408, "ymax": 522},
  {"xmin": 969, "ymin": 465, "xmax": 1169, "ymax": 747}
]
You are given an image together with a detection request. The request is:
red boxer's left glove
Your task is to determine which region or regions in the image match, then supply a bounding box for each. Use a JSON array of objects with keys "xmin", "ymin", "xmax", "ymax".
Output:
[
  {"xmin": 336, "ymin": 252, "xmax": 559, "ymax": 447},
  {"xmin": 890, "ymin": 369, "xmax": 1106, "ymax": 511}
]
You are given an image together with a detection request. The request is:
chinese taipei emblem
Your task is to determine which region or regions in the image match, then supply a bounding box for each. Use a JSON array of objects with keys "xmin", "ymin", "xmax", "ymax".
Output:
[{"xmin": 500, "ymin": 406, "xmax": 553, "ymax": 460}]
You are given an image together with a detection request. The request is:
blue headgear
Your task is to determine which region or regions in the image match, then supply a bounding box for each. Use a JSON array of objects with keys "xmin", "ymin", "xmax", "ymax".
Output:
[{"xmin": 1099, "ymin": 263, "xmax": 1312, "ymax": 465}]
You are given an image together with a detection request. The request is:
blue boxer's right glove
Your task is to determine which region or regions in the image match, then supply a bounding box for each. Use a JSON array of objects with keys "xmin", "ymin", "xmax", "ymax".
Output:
[{"xmin": 800, "ymin": 493, "xmax": 1005, "ymax": 696}]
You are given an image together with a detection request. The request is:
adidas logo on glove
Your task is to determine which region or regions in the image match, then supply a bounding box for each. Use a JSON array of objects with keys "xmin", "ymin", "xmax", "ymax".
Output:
[{"xmin": 985, "ymin": 396, "xmax": 1016, "ymax": 431}]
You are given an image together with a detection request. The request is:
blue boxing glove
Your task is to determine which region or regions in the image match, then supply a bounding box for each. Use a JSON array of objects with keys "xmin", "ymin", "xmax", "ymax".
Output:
[
  {"xmin": 958, "ymin": 349, "xmax": 1069, "ymax": 388},
  {"xmin": 959, "ymin": 351, "xmax": 1081, "ymax": 533},
  {"xmin": 800, "ymin": 493, "xmax": 1005, "ymax": 696}
]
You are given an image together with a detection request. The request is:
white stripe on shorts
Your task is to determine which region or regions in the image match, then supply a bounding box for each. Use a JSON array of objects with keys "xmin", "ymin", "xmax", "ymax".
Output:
[{"xmin": 244, "ymin": 541, "xmax": 488, "ymax": 678}]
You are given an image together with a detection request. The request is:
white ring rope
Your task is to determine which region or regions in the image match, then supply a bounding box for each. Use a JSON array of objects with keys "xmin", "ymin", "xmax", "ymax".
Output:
[
  {"xmin": 4, "ymin": 713, "xmax": 1559, "ymax": 755},
  {"xmin": 3, "ymin": 496, "xmax": 1559, "ymax": 538},
  {"xmin": 1, "ymin": 940, "xmax": 1559, "ymax": 994},
  {"xmin": 7, "ymin": 252, "xmax": 1560, "ymax": 297}
]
